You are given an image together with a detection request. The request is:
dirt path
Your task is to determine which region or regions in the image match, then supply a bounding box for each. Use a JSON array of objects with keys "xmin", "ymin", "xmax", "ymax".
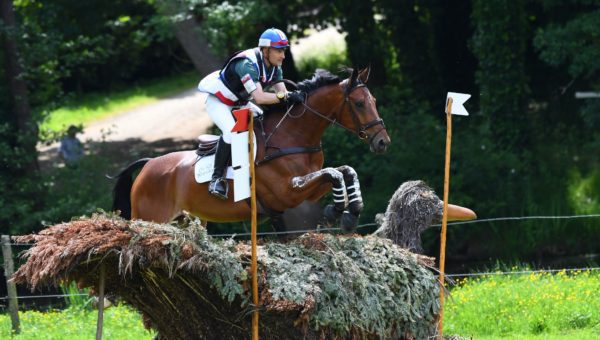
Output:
[
  {"xmin": 38, "ymin": 88, "xmax": 213, "ymax": 165},
  {"xmin": 76, "ymin": 88, "xmax": 211, "ymax": 143}
]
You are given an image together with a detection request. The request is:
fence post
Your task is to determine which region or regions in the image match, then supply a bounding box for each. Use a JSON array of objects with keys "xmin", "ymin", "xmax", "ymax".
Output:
[
  {"xmin": 95, "ymin": 263, "xmax": 106, "ymax": 340},
  {"xmin": 1, "ymin": 235, "xmax": 21, "ymax": 334}
]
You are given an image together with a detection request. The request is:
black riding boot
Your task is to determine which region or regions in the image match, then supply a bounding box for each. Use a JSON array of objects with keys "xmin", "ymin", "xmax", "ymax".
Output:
[{"xmin": 208, "ymin": 137, "xmax": 231, "ymax": 200}]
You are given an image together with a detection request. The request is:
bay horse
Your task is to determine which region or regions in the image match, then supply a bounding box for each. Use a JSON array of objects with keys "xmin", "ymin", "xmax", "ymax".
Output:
[{"xmin": 112, "ymin": 68, "xmax": 391, "ymax": 232}]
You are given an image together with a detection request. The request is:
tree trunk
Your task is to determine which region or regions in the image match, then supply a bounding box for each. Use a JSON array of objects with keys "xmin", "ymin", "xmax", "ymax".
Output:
[
  {"xmin": 154, "ymin": 1, "xmax": 221, "ymax": 76},
  {"xmin": 172, "ymin": 17, "xmax": 222, "ymax": 76},
  {"xmin": 1, "ymin": 0, "xmax": 39, "ymax": 171}
]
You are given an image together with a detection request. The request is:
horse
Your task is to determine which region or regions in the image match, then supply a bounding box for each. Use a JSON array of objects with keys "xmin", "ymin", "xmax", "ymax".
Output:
[{"xmin": 111, "ymin": 67, "xmax": 391, "ymax": 232}]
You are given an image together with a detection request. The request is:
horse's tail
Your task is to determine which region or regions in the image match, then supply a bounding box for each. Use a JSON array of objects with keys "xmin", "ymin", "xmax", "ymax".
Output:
[{"xmin": 107, "ymin": 158, "xmax": 151, "ymax": 220}]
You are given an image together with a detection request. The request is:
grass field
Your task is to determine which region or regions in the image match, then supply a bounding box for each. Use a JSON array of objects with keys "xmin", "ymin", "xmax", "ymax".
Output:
[
  {"xmin": 2, "ymin": 269, "xmax": 598, "ymax": 338},
  {"xmin": 0, "ymin": 305, "xmax": 153, "ymax": 339},
  {"xmin": 40, "ymin": 71, "xmax": 198, "ymax": 133},
  {"xmin": 444, "ymin": 268, "xmax": 600, "ymax": 339}
]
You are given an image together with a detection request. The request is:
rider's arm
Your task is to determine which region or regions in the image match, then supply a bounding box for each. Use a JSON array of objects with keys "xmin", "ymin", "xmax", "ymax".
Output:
[
  {"xmin": 234, "ymin": 60, "xmax": 283, "ymax": 105},
  {"xmin": 250, "ymin": 83, "xmax": 282, "ymax": 105},
  {"xmin": 271, "ymin": 82, "xmax": 287, "ymax": 94}
]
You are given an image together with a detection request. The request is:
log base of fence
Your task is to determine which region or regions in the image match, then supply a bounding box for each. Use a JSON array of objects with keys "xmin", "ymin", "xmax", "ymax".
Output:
[{"xmin": 11, "ymin": 213, "xmax": 441, "ymax": 339}]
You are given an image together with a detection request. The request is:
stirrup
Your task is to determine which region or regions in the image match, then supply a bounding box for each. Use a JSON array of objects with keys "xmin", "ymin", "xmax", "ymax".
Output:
[{"xmin": 209, "ymin": 178, "xmax": 228, "ymax": 200}]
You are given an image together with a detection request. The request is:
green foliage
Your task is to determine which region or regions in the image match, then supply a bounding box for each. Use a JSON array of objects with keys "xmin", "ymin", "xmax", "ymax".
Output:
[
  {"xmin": 471, "ymin": 0, "xmax": 531, "ymax": 149},
  {"xmin": 534, "ymin": 6, "xmax": 600, "ymax": 79},
  {"xmin": 265, "ymin": 235, "xmax": 439, "ymax": 337},
  {"xmin": 294, "ymin": 33, "xmax": 349, "ymax": 79},
  {"xmin": 444, "ymin": 269, "xmax": 600, "ymax": 337},
  {"xmin": 129, "ymin": 216, "xmax": 248, "ymax": 303},
  {"xmin": 40, "ymin": 153, "xmax": 114, "ymax": 226},
  {"xmin": 60, "ymin": 282, "xmax": 92, "ymax": 311},
  {"xmin": 534, "ymin": 3, "xmax": 600, "ymax": 132},
  {"xmin": 13, "ymin": 0, "xmax": 189, "ymax": 108},
  {"xmin": 0, "ymin": 305, "xmax": 154, "ymax": 339},
  {"xmin": 568, "ymin": 168, "xmax": 600, "ymax": 214},
  {"xmin": 0, "ymin": 124, "xmax": 45, "ymax": 235}
]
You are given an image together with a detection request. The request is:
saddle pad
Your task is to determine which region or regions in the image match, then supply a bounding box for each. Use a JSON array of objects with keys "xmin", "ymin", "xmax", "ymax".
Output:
[
  {"xmin": 194, "ymin": 133, "xmax": 257, "ymax": 184},
  {"xmin": 194, "ymin": 155, "xmax": 235, "ymax": 184}
]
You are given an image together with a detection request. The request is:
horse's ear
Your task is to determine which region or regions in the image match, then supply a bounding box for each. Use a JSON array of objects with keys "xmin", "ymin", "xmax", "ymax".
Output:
[
  {"xmin": 359, "ymin": 66, "xmax": 371, "ymax": 83},
  {"xmin": 347, "ymin": 68, "xmax": 359, "ymax": 93}
]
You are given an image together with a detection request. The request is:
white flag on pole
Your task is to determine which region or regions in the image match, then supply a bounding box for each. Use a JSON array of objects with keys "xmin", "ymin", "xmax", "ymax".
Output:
[{"xmin": 446, "ymin": 92, "xmax": 471, "ymax": 116}]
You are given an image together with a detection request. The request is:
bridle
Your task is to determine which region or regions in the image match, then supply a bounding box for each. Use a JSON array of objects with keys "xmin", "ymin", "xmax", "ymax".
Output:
[
  {"xmin": 258, "ymin": 80, "xmax": 387, "ymax": 164},
  {"xmin": 296, "ymin": 83, "xmax": 386, "ymax": 143}
]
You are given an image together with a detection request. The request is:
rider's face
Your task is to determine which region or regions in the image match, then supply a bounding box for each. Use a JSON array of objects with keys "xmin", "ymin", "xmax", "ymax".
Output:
[{"xmin": 265, "ymin": 48, "xmax": 286, "ymax": 67}]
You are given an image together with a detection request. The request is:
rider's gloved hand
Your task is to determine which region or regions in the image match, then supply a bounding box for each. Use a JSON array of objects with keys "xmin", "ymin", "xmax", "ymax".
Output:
[{"xmin": 286, "ymin": 91, "xmax": 304, "ymax": 104}]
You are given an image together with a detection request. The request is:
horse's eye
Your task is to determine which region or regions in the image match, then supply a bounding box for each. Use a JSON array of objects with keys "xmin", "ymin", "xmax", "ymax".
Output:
[{"xmin": 355, "ymin": 101, "xmax": 365, "ymax": 108}]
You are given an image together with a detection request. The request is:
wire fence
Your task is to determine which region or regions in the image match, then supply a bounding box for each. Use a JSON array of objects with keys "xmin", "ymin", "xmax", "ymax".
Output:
[
  {"xmin": 206, "ymin": 213, "xmax": 600, "ymax": 238},
  {"xmin": 2, "ymin": 267, "xmax": 599, "ymax": 302},
  {"xmin": 2, "ymin": 213, "xmax": 599, "ymax": 242},
  {"xmin": 0, "ymin": 293, "xmax": 88, "ymax": 301},
  {"xmin": 444, "ymin": 266, "xmax": 600, "ymax": 278}
]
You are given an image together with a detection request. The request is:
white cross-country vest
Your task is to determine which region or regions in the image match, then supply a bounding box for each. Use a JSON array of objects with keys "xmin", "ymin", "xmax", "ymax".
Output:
[{"xmin": 197, "ymin": 48, "xmax": 276, "ymax": 106}]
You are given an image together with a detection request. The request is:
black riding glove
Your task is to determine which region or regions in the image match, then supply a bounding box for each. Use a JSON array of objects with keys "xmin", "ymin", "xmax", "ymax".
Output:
[{"xmin": 286, "ymin": 91, "xmax": 304, "ymax": 104}]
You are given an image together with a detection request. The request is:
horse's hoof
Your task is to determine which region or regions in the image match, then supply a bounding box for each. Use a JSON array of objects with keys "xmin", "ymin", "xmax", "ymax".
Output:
[
  {"xmin": 323, "ymin": 204, "xmax": 342, "ymax": 226},
  {"xmin": 340, "ymin": 211, "xmax": 358, "ymax": 233},
  {"xmin": 348, "ymin": 201, "xmax": 364, "ymax": 216}
]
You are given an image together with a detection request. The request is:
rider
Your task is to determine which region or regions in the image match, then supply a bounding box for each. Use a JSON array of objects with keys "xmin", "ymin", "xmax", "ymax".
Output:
[{"xmin": 198, "ymin": 27, "xmax": 304, "ymax": 199}]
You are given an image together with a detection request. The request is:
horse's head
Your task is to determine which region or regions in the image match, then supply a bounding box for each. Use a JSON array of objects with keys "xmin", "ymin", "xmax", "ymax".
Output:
[
  {"xmin": 337, "ymin": 67, "xmax": 391, "ymax": 154},
  {"xmin": 292, "ymin": 68, "xmax": 390, "ymax": 153}
]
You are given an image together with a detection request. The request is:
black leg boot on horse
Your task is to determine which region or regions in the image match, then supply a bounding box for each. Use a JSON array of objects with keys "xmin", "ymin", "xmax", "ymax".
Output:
[{"xmin": 208, "ymin": 137, "xmax": 231, "ymax": 200}]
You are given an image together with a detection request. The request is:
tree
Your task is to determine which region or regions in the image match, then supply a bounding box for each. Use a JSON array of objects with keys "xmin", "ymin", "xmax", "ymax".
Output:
[{"xmin": 1, "ymin": 0, "xmax": 38, "ymax": 171}]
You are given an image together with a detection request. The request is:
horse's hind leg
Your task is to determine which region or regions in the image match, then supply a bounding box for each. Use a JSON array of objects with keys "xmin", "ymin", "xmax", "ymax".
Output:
[{"xmin": 130, "ymin": 168, "xmax": 179, "ymax": 223}]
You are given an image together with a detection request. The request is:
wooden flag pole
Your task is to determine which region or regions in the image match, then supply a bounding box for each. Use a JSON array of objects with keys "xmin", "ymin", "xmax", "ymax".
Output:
[
  {"xmin": 438, "ymin": 97, "xmax": 453, "ymax": 339},
  {"xmin": 95, "ymin": 263, "xmax": 106, "ymax": 340},
  {"xmin": 249, "ymin": 112, "xmax": 259, "ymax": 340}
]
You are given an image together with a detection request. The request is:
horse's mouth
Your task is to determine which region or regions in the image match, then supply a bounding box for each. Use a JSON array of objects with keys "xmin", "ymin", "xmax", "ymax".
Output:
[{"xmin": 370, "ymin": 133, "xmax": 391, "ymax": 154}]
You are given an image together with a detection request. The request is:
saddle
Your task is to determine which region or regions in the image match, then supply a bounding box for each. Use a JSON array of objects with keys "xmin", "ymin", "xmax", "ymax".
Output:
[{"xmin": 195, "ymin": 135, "xmax": 219, "ymax": 157}]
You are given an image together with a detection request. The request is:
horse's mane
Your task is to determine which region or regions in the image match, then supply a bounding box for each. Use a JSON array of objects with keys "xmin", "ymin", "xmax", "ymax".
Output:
[
  {"xmin": 296, "ymin": 69, "xmax": 341, "ymax": 93},
  {"xmin": 262, "ymin": 69, "xmax": 342, "ymax": 116}
]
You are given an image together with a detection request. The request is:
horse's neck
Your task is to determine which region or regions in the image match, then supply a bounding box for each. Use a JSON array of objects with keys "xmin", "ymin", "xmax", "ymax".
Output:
[{"xmin": 262, "ymin": 93, "xmax": 337, "ymax": 147}]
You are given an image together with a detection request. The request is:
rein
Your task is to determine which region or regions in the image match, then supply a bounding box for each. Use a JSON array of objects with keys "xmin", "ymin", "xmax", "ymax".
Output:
[
  {"xmin": 299, "ymin": 84, "xmax": 386, "ymax": 143},
  {"xmin": 256, "ymin": 80, "xmax": 386, "ymax": 165}
]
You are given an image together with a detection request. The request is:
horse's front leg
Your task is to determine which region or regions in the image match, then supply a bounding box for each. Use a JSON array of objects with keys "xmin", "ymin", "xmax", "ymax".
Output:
[
  {"xmin": 336, "ymin": 165, "xmax": 363, "ymax": 216},
  {"xmin": 291, "ymin": 168, "xmax": 347, "ymax": 227},
  {"xmin": 335, "ymin": 165, "xmax": 363, "ymax": 232}
]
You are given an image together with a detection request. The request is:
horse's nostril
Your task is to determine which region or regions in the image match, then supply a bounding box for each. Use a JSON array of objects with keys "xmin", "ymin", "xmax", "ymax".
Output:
[{"xmin": 378, "ymin": 139, "xmax": 387, "ymax": 148}]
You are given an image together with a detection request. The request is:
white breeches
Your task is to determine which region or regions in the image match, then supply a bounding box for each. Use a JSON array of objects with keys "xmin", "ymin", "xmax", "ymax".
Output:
[{"xmin": 206, "ymin": 95, "xmax": 235, "ymax": 144}]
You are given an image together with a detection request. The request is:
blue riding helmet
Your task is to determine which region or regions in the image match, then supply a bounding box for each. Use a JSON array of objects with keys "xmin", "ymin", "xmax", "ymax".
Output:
[{"xmin": 258, "ymin": 28, "xmax": 289, "ymax": 48}]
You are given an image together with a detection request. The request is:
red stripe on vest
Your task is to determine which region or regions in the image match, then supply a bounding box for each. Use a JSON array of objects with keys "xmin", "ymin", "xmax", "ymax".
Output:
[{"xmin": 215, "ymin": 91, "xmax": 237, "ymax": 106}]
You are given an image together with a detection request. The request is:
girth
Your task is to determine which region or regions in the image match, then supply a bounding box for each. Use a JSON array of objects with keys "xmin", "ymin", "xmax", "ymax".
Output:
[{"xmin": 195, "ymin": 135, "xmax": 321, "ymax": 165}]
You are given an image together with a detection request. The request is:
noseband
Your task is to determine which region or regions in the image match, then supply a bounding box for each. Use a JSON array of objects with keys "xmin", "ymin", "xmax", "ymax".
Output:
[{"xmin": 299, "ymin": 84, "xmax": 386, "ymax": 143}]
